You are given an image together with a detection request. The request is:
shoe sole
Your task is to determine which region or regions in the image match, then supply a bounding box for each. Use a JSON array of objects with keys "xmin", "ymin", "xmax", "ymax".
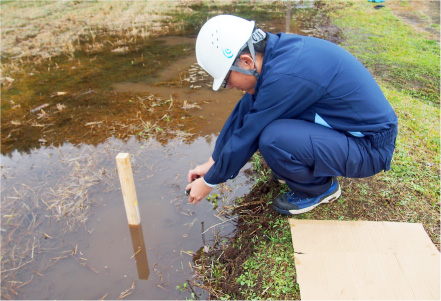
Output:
[{"xmin": 273, "ymin": 184, "xmax": 341, "ymax": 215}]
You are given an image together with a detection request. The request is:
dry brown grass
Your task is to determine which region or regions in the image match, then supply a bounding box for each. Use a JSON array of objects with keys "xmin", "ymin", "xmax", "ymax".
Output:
[
  {"xmin": 0, "ymin": 144, "xmax": 116, "ymax": 299},
  {"xmin": 1, "ymin": 0, "xmax": 244, "ymax": 65},
  {"xmin": 1, "ymin": 1, "xmax": 171, "ymax": 60}
]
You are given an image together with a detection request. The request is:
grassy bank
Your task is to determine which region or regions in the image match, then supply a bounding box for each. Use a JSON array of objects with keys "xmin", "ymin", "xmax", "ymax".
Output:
[{"xmin": 193, "ymin": 1, "xmax": 440, "ymax": 299}]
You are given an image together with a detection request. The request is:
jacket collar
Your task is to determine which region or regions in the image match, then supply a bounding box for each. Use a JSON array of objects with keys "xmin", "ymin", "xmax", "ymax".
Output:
[{"xmin": 254, "ymin": 32, "xmax": 279, "ymax": 96}]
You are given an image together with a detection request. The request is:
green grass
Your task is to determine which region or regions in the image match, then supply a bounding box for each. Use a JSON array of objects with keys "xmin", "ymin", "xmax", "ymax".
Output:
[
  {"xmin": 328, "ymin": 2, "xmax": 440, "ymax": 105},
  {"xmin": 235, "ymin": 216, "xmax": 300, "ymax": 300}
]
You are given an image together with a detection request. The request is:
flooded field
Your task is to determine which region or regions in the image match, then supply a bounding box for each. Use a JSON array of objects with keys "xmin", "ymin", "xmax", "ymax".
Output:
[
  {"xmin": 1, "ymin": 1, "xmax": 341, "ymax": 299},
  {"xmin": 2, "ymin": 135, "xmax": 253, "ymax": 299}
]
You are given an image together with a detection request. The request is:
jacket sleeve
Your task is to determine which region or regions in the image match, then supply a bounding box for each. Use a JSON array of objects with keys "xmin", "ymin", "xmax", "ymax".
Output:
[
  {"xmin": 204, "ymin": 74, "xmax": 325, "ymax": 185},
  {"xmin": 211, "ymin": 93, "xmax": 254, "ymax": 162}
]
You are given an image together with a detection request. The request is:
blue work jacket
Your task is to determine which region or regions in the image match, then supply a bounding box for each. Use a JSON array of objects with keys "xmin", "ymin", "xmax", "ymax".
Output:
[{"xmin": 204, "ymin": 32, "xmax": 398, "ymax": 185}]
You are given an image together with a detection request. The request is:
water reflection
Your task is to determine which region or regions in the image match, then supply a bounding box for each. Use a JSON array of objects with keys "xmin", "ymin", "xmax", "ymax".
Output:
[
  {"xmin": 1, "ymin": 135, "xmax": 252, "ymax": 299},
  {"xmin": 284, "ymin": 0, "xmax": 317, "ymax": 34},
  {"xmin": 129, "ymin": 223, "xmax": 150, "ymax": 280}
]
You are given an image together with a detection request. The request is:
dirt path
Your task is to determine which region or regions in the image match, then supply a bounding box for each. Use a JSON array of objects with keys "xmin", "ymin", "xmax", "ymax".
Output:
[{"xmin": 388, "ymin": 0, "xmax": 440, "ymax": 41}]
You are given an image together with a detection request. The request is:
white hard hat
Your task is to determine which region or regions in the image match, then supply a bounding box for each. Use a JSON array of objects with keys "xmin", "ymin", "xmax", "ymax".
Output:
[{"xmin": 196, "ymin": 15, "xmax": 255, "ymax": 91}]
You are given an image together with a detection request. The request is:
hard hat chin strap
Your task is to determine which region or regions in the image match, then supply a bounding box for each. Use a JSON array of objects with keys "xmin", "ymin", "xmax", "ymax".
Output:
[
  {"xmin": 230, "ymin": 64, "xmax": 259, "ymax": 78},
  {"xmin": 230, "ymin": 29, "xmax": 266, "ymax": 80}
]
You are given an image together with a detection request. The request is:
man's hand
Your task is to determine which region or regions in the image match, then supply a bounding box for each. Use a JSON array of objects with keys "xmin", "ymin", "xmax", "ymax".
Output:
[
  {"xmin": 187, "ymin": 157, "xmax": 215, "ymax": 182},
  {"xmin": 186, "ymin": 157, "xmax": 215, "ymax": 204},
  {"xmin": 186, "ymin": 177, "xmax": 213, "ymax": 205}
]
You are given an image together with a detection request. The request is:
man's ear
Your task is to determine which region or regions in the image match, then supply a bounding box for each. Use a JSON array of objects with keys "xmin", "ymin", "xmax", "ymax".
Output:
[{"xmin": 238, "ymin": 54, "xmax": 255, "ymax": 69}]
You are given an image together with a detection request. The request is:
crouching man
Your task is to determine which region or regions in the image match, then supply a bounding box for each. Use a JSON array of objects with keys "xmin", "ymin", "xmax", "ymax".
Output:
[{"xmin": 186, "ymin": 15, "xmax": 397, "ymax": 215}]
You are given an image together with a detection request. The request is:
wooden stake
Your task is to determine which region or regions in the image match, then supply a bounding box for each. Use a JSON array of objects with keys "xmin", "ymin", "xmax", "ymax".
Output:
[{"xmin": 116, "ymin": 153, "xmax": 141, "ymax": 225}]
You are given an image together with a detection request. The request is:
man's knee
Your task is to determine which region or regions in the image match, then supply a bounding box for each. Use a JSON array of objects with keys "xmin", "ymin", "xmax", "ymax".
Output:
[
  {"xmin": 259, "ymin": 122, "xmax": 272, "ymax": 152},
  {"xmin": 259, "ymin": 119, "xmax": 313, "ymax": 158},
  {"xmin": 259, "ymin": 120, "xmax": 288, "ymax": 159}
]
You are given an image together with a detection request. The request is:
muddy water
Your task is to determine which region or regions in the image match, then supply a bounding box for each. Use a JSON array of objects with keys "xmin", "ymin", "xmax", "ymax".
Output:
[
  {"xmin": 0, "ymin": 45, "xmax": 248, "ymax": 299},
  {"xmin": 1, "ymin": 51, "xmax": 248, "ymax": 297},
  {"xmin": 0, "ymin": 45, "xmax": 247, "ymax": 298},
  {"xmin": 1, "ymin": 1, "xmax": 339, "ymax": 299},
  {"xmin": 111, "ymin": 38, "xmax": 246, "ymax": 137},
  {"xmin": 2, "ymin": 136, "xmax": 250, "ymax": 299}
]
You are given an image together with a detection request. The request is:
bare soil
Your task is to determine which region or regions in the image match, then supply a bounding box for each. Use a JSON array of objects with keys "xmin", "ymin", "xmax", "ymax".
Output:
[{"xmin": 388, "ymin": 0, "xmax": 440, "ymax": 41}]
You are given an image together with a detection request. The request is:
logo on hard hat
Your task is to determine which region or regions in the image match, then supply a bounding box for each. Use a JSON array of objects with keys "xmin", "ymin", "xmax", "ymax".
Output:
[{"xmin": 222, "ymin": 48, "xmax": 233, "ymax": 59}]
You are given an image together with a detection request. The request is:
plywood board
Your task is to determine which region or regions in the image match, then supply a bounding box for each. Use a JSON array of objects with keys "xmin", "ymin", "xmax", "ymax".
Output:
[{"xmin": 289, "ymin": 219, "xmax": 440, "ymax": 300}]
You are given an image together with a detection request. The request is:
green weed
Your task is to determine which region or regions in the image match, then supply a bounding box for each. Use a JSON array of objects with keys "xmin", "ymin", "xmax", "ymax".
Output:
[
  {"xmin": 251, "ymin": 152, "xmax": 271, "ymax": 186},
  {"xmin": 329, "ymin": 2, "xmax": 440, "ymax": 105},
  {"xmin": 235, "ymin": 215, "xmax": 300, "ymax": 300},
  {"xmin": 206, "ymin": 193, "xmax": 219, "ymax": 209}
]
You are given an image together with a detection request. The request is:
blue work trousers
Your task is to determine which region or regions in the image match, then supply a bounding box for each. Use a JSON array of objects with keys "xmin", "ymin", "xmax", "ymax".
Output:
[{"xmin": 258, "ymin": 120, "xmax": 396, "ymax": 198}]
